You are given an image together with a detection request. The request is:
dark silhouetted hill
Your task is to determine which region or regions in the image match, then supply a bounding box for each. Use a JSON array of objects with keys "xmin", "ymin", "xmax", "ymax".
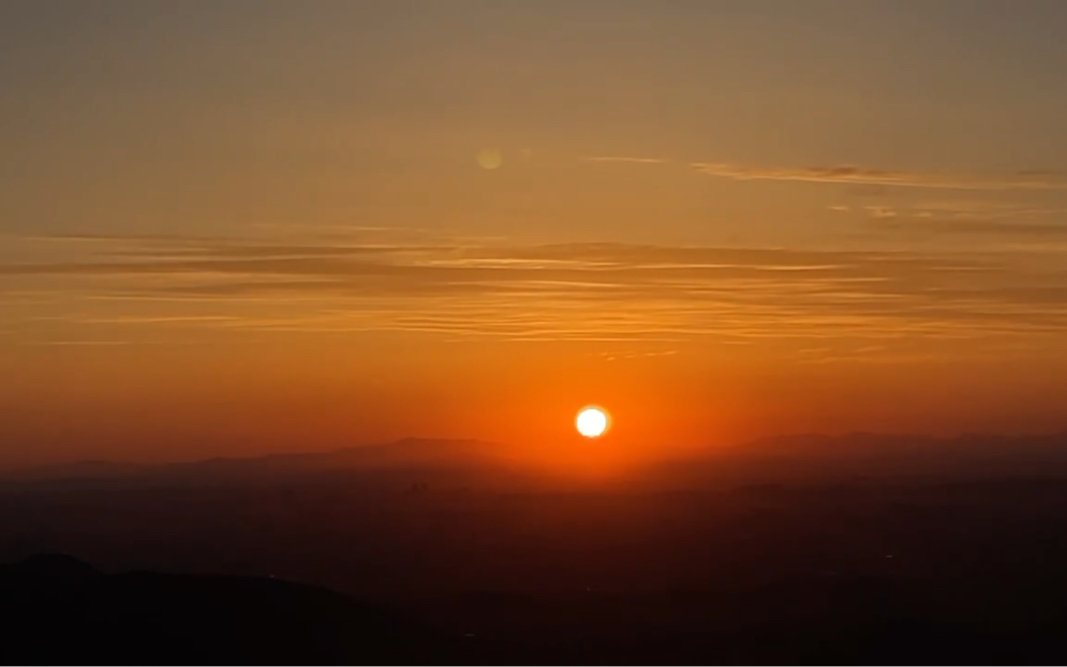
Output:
[
  {"xmin": 0, "ymin": 554, "xmax": 443, "ymax": 665},
  {"xmin": 8, "ymin": 554, "xmax": 1067, "ymax": 665}
]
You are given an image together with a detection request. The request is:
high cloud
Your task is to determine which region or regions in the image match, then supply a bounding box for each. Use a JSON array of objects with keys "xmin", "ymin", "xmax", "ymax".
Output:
[
  {"xmin": 692, "ymin": 163, "xmax": 1067, "ymax": 191},
  {"xmin": 583, "ymin": 156, "xmax": 668, "ymax": 165},
  {"xmin": 2, "ymin": 234, "xmax": 1067, "ymax": 346},
  {"xmin": 581, "ymin": 155, "xmax": 1067, "ymax": 192}
]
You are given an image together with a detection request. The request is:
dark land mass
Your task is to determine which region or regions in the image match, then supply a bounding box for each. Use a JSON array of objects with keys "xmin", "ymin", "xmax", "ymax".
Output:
[
  {"xmin": 5, "ymin": 433, "xmax": 1067, "ymax": 664},
  {"xmin": 0, "ymin": 554, "xmax": 438, "ymax": 665}
]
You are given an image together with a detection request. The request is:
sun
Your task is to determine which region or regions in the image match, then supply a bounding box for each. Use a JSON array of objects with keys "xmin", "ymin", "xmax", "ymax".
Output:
[{"xmin": 576, "ymin": 407, "xmax": 609, "ymax": 438}]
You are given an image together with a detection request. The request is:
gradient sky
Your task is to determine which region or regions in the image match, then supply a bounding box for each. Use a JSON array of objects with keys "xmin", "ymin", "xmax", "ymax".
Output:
[{"xmin": 4, "ymin": 1, "xmax": 1067, "ymax": 466}]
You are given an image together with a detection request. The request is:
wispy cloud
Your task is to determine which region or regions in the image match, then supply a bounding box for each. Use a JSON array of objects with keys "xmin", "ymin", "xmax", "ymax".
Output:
[
  {"xmin": 874, "ymin": 218, "xmax": 1067, "ymax": 238},
  {"xmin": 581, "ymin": 153, "xmax": 1067, "ymax": 193},
  {"xmin": 692, "ymin": 163, "xmax": 1067, "ymax": 191},
  {"xmin": 583, "ymin": 156, "xmax": 668, "ymax": 164},
  {"xmin": 22, "ymin": 340, "xmax": 134, "ymax": 346},
  {"xmin": 861, "ymin": 200, "xmax": 1067, "ymax": 220},
  {"xmin": 2, "ymin": 233, "xmax": 1067, "ymax": 348},
  {"xmin": 849, "ymin": 199, "xmax": 1067, "ymax": 238}
]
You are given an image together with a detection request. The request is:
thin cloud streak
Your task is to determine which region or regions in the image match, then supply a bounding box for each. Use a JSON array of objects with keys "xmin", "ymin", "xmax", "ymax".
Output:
[
  {"xmin": 581, "ymin": 156, "xmax": 1067, "ymax": 193},
  {"xmin": 3, "ymin": 235, "xmax": 1067, "ymax": 345},
  {"xmin": 692, "ymin": 163, "xmax": 1067, "ymax": 191},
  {"xmin": 874, "ymin": 219, "xmax": 1067, "ymax": 237},
  {"xmin": 583, "ymin": 156, "xmax": 668, "ymax": 164}
]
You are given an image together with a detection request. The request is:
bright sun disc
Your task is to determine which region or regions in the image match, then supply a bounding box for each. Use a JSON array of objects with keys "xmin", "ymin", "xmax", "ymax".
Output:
[{"xmin": 576, "ymin": 407, "xmax": 609, "ymax": 438}]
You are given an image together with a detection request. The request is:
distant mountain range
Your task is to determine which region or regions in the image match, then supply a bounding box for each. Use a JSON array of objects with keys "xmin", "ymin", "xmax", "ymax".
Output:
[
  {"xmin": 8, "ymin": 432, "xmax": 1067, "ymax": 488},
  {"xmin": 2, "ymin": 437, "xmax": 506, "ymax": 486},
  {"xmin": 672, "ymin": 431, "xmax": 1067, "ymax": 482},
  {"xmin": 739, "ymin": 431, "xmax": 1067, "ymax": 468}
]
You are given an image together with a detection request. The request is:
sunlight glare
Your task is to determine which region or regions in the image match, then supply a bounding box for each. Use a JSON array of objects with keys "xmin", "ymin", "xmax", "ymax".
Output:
[{"xmin": 576, "ymin": 407, "xmax": 609, "ymax": 438}]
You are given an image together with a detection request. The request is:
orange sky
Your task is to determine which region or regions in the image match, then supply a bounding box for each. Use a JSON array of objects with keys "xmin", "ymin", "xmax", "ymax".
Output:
[{"xmin": 3, "ymin": 2, "xmax": 1067, "ymax": 466}]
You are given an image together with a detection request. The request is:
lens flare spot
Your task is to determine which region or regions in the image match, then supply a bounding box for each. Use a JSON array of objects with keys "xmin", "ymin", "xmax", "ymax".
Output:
[{"xmin": 476, "ymin": 148, "xmax": 503, "ymax": 170}]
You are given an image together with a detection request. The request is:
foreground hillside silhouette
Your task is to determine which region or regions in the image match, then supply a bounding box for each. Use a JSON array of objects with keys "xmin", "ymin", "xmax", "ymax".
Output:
[
  {"xmin": 6, "ymin": 434, "xmax": 1067, "ymax": 664},
  {"xmin": 6, "ymin": 551, "xmax": 1067, "ymax": 665},
  {"xmin": 0, "ymin": 555, "xmax": 440, "ymax": 664}
]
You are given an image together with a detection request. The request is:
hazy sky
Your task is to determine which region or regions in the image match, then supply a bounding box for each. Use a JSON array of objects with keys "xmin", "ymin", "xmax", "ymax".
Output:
[{"xmin": 3, "ymin": 1, "xmax": 1067, "ymax": 466}]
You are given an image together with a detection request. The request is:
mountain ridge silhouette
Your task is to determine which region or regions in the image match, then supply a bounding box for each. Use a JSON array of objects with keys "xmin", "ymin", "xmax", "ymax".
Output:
[
  {"xmin": 0, "ymin": 554, "xmax": 443, "ymax": 665},
  {"xmin": 9, "ymin": 431, "xmax": 1067, "ymax": 488}
]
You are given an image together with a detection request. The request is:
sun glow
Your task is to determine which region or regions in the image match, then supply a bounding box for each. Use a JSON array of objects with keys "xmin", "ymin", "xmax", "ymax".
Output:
[{"xmin": 576, "ymin": 407, "xmax": 609, "ymax": 438}]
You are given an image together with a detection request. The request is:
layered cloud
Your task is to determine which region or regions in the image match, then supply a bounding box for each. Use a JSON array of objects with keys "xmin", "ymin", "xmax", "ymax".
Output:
[
  {"xmin": 843, "ymin": 199, "xmax": 1067, "ymax": 238},
  {"xmin": 583, "ymin": 154, "xmax": 1067, "ymax": 193},
  {"xmin": 874, "ymin": 218, "xmax": 1067, "ymax": 238},
  {"xmin": 583, "ymin": 156, "xmax": 669, "ymax": 165},
  {"xmin": 693, "ymin": 163, "xmax": 1067, "ymax": 191},
  {"xmin": 3, "ymin": 233, "xmax": 1067, "ymax": 350}
]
